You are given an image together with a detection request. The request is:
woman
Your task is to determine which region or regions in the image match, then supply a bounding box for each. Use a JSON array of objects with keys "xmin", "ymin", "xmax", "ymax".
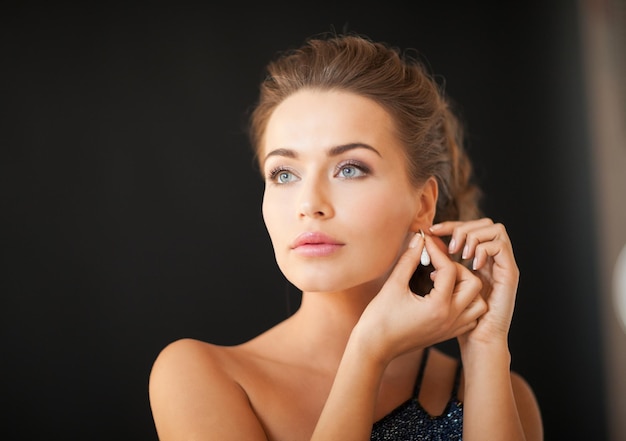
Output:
[{"xmin": 149, "ymin": 33, "xmax": 543, "ymax": 440}]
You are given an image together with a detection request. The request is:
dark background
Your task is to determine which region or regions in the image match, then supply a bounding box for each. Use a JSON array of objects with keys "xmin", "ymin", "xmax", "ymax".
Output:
[{"xmin": 1, "ymin": 1, "xmax": 607, "ymax": 440}]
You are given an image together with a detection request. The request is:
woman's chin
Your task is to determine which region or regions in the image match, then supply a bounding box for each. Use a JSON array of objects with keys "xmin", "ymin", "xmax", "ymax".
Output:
[
  {"xmin": 288, "ymin": 280, "xmax": 345, "ymax": 294},
  {"xmin": 286, "ymin": 275, "xmax": 385, "ymax": 296}
]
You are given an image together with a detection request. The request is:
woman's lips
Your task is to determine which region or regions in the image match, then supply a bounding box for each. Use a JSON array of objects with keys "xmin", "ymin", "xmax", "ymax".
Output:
[{"xmin": 291, "ymin": 232, "xmax": 345, "ymax": 257}]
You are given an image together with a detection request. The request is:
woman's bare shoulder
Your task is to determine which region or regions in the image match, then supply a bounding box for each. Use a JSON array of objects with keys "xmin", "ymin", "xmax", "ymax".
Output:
[
  {"xmin": 150, "ymin": 330, "xmax": 281, "ymax": 373},
  {"xmin": 151, "ymin": 338, "xmax": 238, "ymax": 372},
  {"xmin": 148, "ymin": 337, "xmax": 270, "ymax": 400},
  {"xmin": 148, "ymin": 338, "xmax": 268, "ymax": 440}
]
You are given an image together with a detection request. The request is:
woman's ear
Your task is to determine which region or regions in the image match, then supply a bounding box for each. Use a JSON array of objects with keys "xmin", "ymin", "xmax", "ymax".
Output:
[{"xmin": 410, "ymin": 177, "xmax": 438, "ymax": 231}]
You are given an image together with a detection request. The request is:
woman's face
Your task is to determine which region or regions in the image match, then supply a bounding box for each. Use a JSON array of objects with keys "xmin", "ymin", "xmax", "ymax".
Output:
[{"xmin": 261, "ymin": 89, "xmax": 433, "ymax": 294}]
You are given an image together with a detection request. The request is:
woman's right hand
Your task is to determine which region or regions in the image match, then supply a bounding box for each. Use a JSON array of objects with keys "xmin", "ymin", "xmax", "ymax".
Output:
[{"xmin": 353, "ymin": 232, "xmax": 487, "ymax": 366}]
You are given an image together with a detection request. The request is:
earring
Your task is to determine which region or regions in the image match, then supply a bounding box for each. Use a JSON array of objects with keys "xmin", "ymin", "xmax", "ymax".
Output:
[{"xmin": 419, "ymin": 229, "xmax": 431, "ymax": 266}]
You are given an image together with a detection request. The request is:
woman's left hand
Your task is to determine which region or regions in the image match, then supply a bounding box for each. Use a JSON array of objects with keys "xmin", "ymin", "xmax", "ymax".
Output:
[{"xmin": 429, "ymin": 218, "xmax": 519, "ymax": 348}]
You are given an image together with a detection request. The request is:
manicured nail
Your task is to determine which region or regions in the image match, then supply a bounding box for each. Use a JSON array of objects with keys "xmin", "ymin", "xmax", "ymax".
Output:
[
  {"xmin": 448, "ymin": 238, "xmax": 456, "ymax": 253},
  {"xmin": 409, "ymin": 232, "xmax": 422, "ymax": 249},
  {"xmin": 462, "ymin": 244, "xmax": 469, "ymax": 259},
  {"xmin": 429, "ymin": 224, "xmax": 441, "ymax": 231}
]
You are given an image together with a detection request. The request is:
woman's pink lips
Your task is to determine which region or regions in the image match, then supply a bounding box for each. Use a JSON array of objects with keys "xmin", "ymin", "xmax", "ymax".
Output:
[{"xmin": 291, "ymin": 232, "xmax": 344, "ymax": 257}]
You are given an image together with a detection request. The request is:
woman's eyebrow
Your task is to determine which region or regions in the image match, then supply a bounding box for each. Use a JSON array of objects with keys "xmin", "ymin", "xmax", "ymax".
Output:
[
  {"xmin": 263, "ymin": 148, "xmax": 296, "ymax": 163},
  {"xmin": 264, "ymin": 143, "xmax": 382, "ymax": 165},
  {"xmin": 328, "ymin": 143, "xmax": 382, "ymax": 157}
]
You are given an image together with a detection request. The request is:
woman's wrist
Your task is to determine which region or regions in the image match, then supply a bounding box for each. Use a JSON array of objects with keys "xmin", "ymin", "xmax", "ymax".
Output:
[
  {"xmin": 347, "ymin": 321, "xmax": 394, "ymax": 370},
  {"xmin": 459, "ymin": 337, "xmax": 511, "ymax": 370}
]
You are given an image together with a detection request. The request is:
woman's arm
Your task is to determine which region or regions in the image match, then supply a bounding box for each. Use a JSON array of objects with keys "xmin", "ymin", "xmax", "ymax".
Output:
[
  {"xmin": 460, "ymin": 341, "xmax": 543, "ymax": 441},
  {"xmin": 431, "ymin": 219, "xmax": 543, "ymax": 441}
]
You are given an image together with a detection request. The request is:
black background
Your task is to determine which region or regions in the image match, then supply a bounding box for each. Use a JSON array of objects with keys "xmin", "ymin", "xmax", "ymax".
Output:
[{"xmin": 1, "ymin": 1, "xmax": 607, "ymax": 440}]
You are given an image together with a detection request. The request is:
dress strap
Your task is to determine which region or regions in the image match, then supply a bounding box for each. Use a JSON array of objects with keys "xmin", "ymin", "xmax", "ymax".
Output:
[
  {"xmin": 451, "ymin": 360, "xmax": 463, "ymax": 399},
  {"xmin": 412, "ymin": 347, "xmax": 430, "ymax": 397}
]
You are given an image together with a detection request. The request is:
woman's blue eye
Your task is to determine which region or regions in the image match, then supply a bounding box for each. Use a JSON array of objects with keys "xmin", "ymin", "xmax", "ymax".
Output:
[
  {"xmin": 341, "ymin": 166, "xmax": 357, "ymax": 178},
  {"xmin": 338, "ymin": 164, "xmax": 366, "ymax": 179},
  {"xmin": 277, "ymin": 171, "xmax": 294, "ymax": 183},
  {"xmin": 269, "ymin": 168, "xmax": 298, "ymax": 184}
]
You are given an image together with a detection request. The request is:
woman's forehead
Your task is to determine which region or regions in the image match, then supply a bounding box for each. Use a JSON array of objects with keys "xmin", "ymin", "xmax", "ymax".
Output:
[{"xmin": 263, "ymin": 90, "xmax": 398, "ymax": 156}]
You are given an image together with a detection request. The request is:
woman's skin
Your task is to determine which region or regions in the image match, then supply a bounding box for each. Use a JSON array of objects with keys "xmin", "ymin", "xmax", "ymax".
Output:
[{"xmin": 149, "ymin": 89, "xmax": 543, "ymax": 441}]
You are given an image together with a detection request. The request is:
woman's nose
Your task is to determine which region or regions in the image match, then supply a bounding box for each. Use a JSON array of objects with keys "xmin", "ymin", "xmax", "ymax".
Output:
[{"xmin": 298, "ymin": 179, "xmax": 334, "ymax": 219}]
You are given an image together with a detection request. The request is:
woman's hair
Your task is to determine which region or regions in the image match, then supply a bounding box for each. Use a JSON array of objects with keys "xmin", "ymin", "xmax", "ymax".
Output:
[{"xmin": 248, "ymin": 33, "xmax": 482, "ymax": 290}]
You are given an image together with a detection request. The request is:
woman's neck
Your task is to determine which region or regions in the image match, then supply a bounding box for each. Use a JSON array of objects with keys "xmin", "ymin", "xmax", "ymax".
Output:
[{"xmin": 280, "ymin": 283, "xmax": 381, "ymax": 366}]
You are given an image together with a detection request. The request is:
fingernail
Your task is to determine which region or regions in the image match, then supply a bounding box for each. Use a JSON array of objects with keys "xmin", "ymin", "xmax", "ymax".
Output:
[
  {"xmin": 462, "ymin": 244, "xmax": 469, "ymax": 259},
  {"xmin": 429, "ymin": 224, "xmax": 441, "ymax": 231},
  {"xmin": 409, "ymin": 232, "xmax": 422, "ymax": 249},
  {"xmin": 448, "ymin": 238, "xmax": 456, "ymax": 253}
]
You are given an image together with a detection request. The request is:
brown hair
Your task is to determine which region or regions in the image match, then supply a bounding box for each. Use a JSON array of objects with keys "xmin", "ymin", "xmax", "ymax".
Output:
[{"xmin": 249, "ymin": 33, "xmax": 481, "ymax": 226}]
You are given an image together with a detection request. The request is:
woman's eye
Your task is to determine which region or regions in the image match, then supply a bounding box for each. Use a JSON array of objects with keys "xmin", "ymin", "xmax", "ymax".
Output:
[
  {"xmin": 337, "ymin": 164, "xmax": 367, "ymax": 179},
  {"xmin": 277, "ymin": 171, "xmax": 295, "ymax": 183},
  {"xmin": 268, "ymin": 168, "xmax": 298, "ymax": 184}
]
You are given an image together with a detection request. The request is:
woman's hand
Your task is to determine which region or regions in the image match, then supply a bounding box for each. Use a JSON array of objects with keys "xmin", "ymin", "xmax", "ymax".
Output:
[
  {"xmin": 353, "ymin": 231, "xmax": 487, "ymax": 366},
  {"xmin": 429, "ymin": 220, "xmax": 544, "ymax": 441},
  {"xmin": 429, "ymin": 218, "xmax": 519, "ymax": 349}
]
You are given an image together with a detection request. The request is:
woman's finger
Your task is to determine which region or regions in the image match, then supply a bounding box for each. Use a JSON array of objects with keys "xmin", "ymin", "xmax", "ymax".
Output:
[
  {"xmin": 472, "ymin": 240, "xmax": 519, "ymax": 277},
  {"xmin": 450, "ymin": 263, "xmax": 484, "ymax": 308},
  {"xmin": 430, "ymin": 218, "xmax": 494, "ymax": 255},
  {"xmin": 385, "ymin": 232, "xmax": 425, "ymax": 287},
  {"xmin": 453, "ymin": 295, "xmax": 488, "ymax": 330},
  {"xmin": 424, "ymin": 234, "xmax": 458, "ymax": 300}
]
